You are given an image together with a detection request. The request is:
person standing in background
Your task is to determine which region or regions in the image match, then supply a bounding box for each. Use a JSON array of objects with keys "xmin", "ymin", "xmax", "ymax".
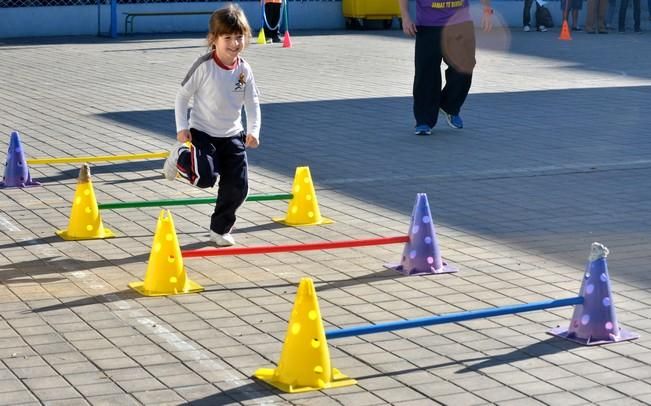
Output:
[
  {"xmin": 524, "ymin": 0, "xmax": 549, "ymax": 31},
  {"xmin": 585, "ymin": 0, "xmax": 609, "ymax": 33},
  {"xmin": 264, "ymin": 0, "xmax": 283, "ymax": 43},
  {"xmin": 398, "ymin": 0, "xmax": 493, "ymax": 135},
  {"xmin": 561, "ymin": 0, "xmax": 584, "ymax": 30},
  {"xmin": 605, "ymin": 0, "xmax": 618, "ymax": 29},
  {"xmin": 618, "ymin": 0, "xmax": 641, "ymax": 32}
]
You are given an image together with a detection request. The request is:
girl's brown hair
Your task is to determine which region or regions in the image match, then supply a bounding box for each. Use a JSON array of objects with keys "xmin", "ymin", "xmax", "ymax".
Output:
[{"xmin": 207, "ymin": 4, "xmax": 252, "ymax": 47}]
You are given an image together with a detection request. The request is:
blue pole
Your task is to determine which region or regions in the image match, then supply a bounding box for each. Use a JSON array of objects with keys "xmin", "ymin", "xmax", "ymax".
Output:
[
  {"xmin": 110, "ymin": 0, "xmax": 118, "ymax": 38},
  {"xmin": 325, "ymin": 296, "xmax": 584, "ymax": 340},
  {"xmin": 284, "ymin": 0, "xmax": 289, "ymax": 33}
]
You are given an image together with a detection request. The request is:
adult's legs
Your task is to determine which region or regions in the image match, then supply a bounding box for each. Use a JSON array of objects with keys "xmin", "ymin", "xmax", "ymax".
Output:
[
  {"xmin": 586, "ymin": 0, "xmax": 598, "ymax": 31},
  {"xmin": 523, "ymin": 0, "xmax": 535, "ymax": 26},
  {"xmin": 210, "ymin": 134, "xmax": 248, "ymax": 235},
  {"xmin": 264, "ymin": 3, "xmax": 282, "ymax": 40},
  {"xmin": 572, "ymin": 9, "xmax": 580, "ymax": 28},
  {"xmin": 532, "ymin": 1, "xmax": 542, "ymax": 27},
  {"xmin": 633, "ymin": 0, "xmax": 641, "ymax": 29},
  {"xmin": 597, "ymin": 0, "xmax": 609, "ymax": 30},
  {"xmin": 440, "ymin": 21, "xmax": 475, "ymax": 116},
  {"xmin": 606, "ymin": 0, "xmax": 618, "ymax": 27},
  {"xmin": 561, "ymin": 0, "xmax": 569, "ymax": 21},
  {"xmin": 413, "ymin": 27, "xmax": 443, "ymax": 128},
  {"xmin": 619, "ymin": 0, "xmax": 630, "ymax": 30},
  {"xmin": 272, "ymin": 3, "xmax": 282, "ymax": 40}
]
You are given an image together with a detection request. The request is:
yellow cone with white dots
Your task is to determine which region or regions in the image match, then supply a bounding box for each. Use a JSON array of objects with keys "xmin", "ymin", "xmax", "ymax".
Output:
[
  {"xmin": 129, "ymin": 210, "xmax": 203, "ymax": 296},
  {"xmin": 273, "ymin": 166, "xmax": 333, "ymax": 226},
  {"xmin": 56, "ymin": 163, "xmax": 114, "ymax": 240},
  {"xmin": 254, "ymin": 278, "xmax": 356, "ymax": 393},
  {"xmin": 257, "ymin": 28, "xmax": 267, "ymax": 44}
]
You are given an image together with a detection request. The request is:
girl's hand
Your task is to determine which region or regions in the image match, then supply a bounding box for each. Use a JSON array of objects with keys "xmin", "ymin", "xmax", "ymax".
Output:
[
  {"xmin": 245, "ymin": 134, "xmax": 259, "ymax": 148},
  {"xmin": 177, "ymin": 129, "xmax": 191, "ymax": 143}
]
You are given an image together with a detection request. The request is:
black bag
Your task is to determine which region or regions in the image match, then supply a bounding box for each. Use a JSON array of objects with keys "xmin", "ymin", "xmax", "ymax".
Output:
[{"xmin": 536, "ymin": 5, "xmax": 554, "ymax": 28}]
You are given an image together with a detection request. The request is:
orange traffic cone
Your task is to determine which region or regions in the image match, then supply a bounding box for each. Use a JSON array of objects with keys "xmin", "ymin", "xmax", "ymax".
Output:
[
  {"xmin": 559, "ymin": 19, "xmax": 572, "ymax": 40},
  {"xmin": 282, "ymin": 31, "xmax": 292, "ymax": 48}
]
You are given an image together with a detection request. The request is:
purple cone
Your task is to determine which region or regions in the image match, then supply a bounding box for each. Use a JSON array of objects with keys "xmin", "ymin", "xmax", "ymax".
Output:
[
  {"xmin": 0, "ymin": 131, "xmax": 40, "ymax": 188},
  {"xmin": 549, "ymin": 242, "xmax": 638, "ymax": 345},
  {"xmin": 387, "ymin": 193, "xmax": 456, "ymax": 276}
]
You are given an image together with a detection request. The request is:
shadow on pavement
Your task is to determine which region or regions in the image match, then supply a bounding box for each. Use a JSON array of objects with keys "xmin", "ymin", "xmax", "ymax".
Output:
[
  {"xmin": 189, "ymin": 380, "xmax": 278, "ymax": 405},
  {"xmin": 96, "ymin": 86, "xmax": 651, "ymax": 288},
  {"xmin": 34, "ymin": 159, "xmax": 165, "ymax": 185},
  {"xmin": 0, "ymin": 254, "xmax": 148, "ymax": 284},
  {"xmin": 349, "ymin": 337, "xmax": 580, "ymax": 378},
  {"xmin": 455, "ymin": 337, "xmax": 581, "ymax": 373},
  {"xmin": 28, "ymin": 289, "xmax": 140, "ymax": 314}
]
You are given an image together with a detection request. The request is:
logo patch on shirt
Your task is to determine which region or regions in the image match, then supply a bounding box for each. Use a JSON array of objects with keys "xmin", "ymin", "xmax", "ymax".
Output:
[
  {"xmin": 234, "ymin": 73, "xmax": 246, "ymax": 92},
  {"xmin": 431, "ymin": 0, "xmax": 464, "ymax": 7}
]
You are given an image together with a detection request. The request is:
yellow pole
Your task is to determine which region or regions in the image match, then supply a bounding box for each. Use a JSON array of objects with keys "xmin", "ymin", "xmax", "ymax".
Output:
[{"xmin": 27, "ymin": 151, "xmax": 169, "ymax": 165}]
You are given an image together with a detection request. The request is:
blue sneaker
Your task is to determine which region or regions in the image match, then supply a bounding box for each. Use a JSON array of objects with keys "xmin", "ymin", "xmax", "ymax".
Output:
[
  {"xmin": 441, "ymin": 109, "xmax": 463, "ymax": 129},
  {"xmin": 414, "ymin": 124, "xmax": 432, "ymax": 135}
]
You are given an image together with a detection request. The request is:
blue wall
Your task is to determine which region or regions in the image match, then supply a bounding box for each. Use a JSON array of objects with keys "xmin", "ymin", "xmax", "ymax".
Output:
[
  {"xmin": 0, "ymin": 0, "xmax": 573, "ymax": 39},
  {"xmin": 1, "ymin": 1, "xmax": 350, "ymax": 38}
]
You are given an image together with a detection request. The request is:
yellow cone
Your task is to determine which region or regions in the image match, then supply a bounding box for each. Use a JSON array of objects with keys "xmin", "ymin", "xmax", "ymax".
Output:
[
  {"xmin": 129, "ymin": 210, "xmax": 203, "ymax": 297},
  {"xmin": 257, "ymin": 29, "xmax": 267, "ymax": 44},
  {"xmin": 273, "ymin": 166, "xmax": 333, "ymax": 226},
  {"xmin": 254, "ymin": 278, "xmax": 356, "ymax": 393},
  {"xmin": 56, "ymin": 164, "xmax": 114, "ymax": 240}
]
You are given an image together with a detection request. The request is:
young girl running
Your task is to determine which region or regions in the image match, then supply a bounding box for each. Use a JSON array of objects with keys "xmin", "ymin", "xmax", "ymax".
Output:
[{"xmin": 164, "ymin": 4, "xmax": 261, "ymax": 247}]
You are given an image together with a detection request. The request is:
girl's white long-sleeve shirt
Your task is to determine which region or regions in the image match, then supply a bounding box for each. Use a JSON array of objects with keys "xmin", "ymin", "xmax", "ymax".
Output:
[{"xmin": 175, "ymin": 52, "xmax": 260, "ymax": 141}]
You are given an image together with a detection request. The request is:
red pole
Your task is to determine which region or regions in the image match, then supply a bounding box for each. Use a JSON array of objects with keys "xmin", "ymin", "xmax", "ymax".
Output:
[{"xmin": 182, "ymin": 235, "xmax": 409, "ymax": 258}]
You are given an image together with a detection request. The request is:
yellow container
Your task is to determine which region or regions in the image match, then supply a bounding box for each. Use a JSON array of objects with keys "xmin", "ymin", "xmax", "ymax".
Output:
[{"xmin": 342, "ymin": 0, "xmax": 400, "ymax": 29}]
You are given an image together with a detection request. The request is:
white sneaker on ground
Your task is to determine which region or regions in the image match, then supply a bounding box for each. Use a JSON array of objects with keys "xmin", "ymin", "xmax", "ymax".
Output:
[
  {"xmin": 163, "ymin": 143, "xmax": 184, "ymax": 181},
  {"xmin": 523, "ymin": 25, "xmax": 531, "ymax": 32},
  {"xmin": 210, "ymin": 231, "xmax": 235, "ymax": 247},
  {"xmin": 538, "ymin": 25, "xmax": 548, "ymax": 32}
]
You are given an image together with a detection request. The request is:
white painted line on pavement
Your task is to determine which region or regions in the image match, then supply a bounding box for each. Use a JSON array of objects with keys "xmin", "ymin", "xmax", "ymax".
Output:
[
  {"xmin": 64, "ymin": 280, "xmax": 242, "ymax": 382},
  {"xmin": 70, "ymin": 270, "xmax": 90, "ymax": 279},
  {"xmin": 136, "ymin": 317, "xmax": 241, "ymax": 382},
  {"xmin": 0, "ymin": 215, "xmax": 20, "ymax": 232}
]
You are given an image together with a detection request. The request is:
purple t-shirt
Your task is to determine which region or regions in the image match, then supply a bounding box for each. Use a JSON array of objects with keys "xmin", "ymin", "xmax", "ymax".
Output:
[{"xmin": 416, "ymin": 0, "xmax": 471, "ymax": 26}]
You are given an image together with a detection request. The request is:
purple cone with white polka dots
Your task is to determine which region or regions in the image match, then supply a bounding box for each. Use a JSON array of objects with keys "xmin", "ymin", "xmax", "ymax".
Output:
[
  {"xmin": 0, "ymin": 131, "xmax": 40, "ymax": 188},
  {"xmin": 387, "ymin": 193, "xmax": 456, "ymax": 276},
  {"xmin": 549, "ymin": 242, "xmax": 638, "ymax": 345}
]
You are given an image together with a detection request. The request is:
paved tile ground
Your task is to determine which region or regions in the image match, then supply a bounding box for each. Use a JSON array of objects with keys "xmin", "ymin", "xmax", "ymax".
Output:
[{"xmin": 0, "ymin": 25, "xmax": 650, "ymax": 406}]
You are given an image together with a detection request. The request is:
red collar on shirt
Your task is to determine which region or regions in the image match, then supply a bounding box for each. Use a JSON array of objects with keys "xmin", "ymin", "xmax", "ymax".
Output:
[{"xmin": 213, "ymin": 51, "xmax": 239, "ymax": 70}]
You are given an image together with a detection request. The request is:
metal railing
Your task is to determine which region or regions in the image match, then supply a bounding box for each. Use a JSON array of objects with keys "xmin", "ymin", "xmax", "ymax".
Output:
[
  {"xmin": 2, "ymin": 0, "xmax": 100, "ymax": 6},
  {"xmin": 1, "ymin": 0, "xmax": 338, "ymax": 8}
]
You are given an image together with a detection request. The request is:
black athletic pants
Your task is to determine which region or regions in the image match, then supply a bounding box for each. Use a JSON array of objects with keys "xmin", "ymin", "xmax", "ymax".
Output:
[
  {"xmin": 413, "ymin": 22, "xmax": 475, "ymax": 128},
  {"xmin": 264, "ymin": 3, "xmax": 282, "ymax": 41},
  {"xmin": 179, "ymin": 129, "xmax": 248, "ymax": 235}
]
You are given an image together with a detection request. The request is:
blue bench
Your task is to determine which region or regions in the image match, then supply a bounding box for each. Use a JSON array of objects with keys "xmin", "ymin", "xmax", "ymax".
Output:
[{"xmin": 123, "ymin": 11, "xmax": 214, "ymax": 34}]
